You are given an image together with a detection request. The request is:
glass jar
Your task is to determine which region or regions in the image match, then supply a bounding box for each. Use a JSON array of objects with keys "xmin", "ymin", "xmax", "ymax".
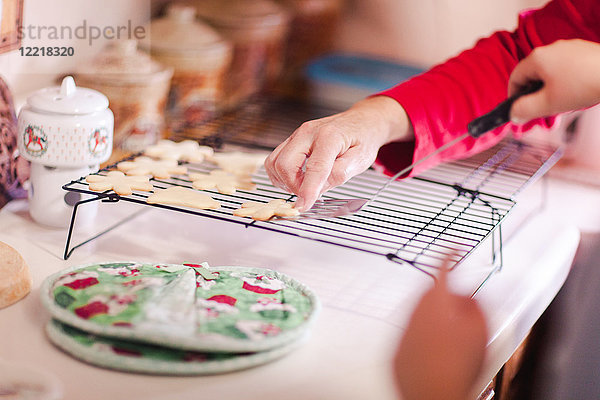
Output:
[
  {"xmin": 147, "ymin": 4, "xmax": 232, "ymax": 131},
  {"xmin": 76, "ymin": 40, "xmax": 173, "ymax": 156},
  {"xmin": 192, "ymin": 0, "xmax": 290, "ymax": 110},
  {"xmin": 276, "ymin": 0, "xmax": 344, "ymax": 98}
]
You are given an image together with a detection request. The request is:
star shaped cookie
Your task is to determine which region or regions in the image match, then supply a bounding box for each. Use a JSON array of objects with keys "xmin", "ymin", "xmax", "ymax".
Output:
[
  {"xmin": 144, "ymin": 140, "xmax": 214, "ymax": 163},
  {"xmin": 117, "ymin": 156, "xmax": 187, "ymax": 179},
  {"xmin": 146, "ymin": 186, "xmax": 220, "ymax": 210},
  {"xmin": 189, "ymin": 170, "xmax": 256, "ymax": 195},
  {"xmin": 233, "ymin": 199, "xmax": 299, "ymax": 221},
  {"xmin": 86, "ymin": 171, "xmax": 153, "ymax": 195}
]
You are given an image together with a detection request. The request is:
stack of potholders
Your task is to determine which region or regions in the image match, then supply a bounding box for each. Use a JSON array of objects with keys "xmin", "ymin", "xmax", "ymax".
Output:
[{"xmin": 40, "ymin": 262, "xmax": 320, "ymax": 375}]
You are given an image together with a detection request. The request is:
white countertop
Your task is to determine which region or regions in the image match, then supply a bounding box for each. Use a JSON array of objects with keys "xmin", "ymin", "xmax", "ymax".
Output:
[{"xmin": 1, "ymin": 174, "xmax": 598, "ymax": 400}]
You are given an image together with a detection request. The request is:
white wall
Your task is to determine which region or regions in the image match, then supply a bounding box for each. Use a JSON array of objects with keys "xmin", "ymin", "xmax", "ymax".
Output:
[
  {"xmin": 336, "ymin": 0, "xmax": 550, "ymax": 67},
  {"xmin": 0, "ymin": 0, "xmax": 551, "ymax": 100},
  {"xmin": 0, "ymin": 0, "xmax": 151, "ymax": 101}
]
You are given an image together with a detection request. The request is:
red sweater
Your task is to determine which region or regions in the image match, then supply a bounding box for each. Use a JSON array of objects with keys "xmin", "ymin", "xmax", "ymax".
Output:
[{"xmin": 376, "ymin": 0, "xmax": 600, "ymax": 177}]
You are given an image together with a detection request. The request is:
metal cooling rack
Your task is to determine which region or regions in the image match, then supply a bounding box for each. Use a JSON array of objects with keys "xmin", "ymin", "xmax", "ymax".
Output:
[
  {"xmin": 169, "ymin": 96, "xmax": 342, "ymax": 151},
  {"xmin": 60, "ymin": 95, "xmax": 562, "ymax": 276},
  {"xmin": 62, "ymin": 134, "xmax": 562, "ymax": 282}
]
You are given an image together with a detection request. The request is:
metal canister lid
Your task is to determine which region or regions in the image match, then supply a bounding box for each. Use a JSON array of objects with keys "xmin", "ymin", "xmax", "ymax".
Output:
[
  {"xmin": 279, "ymin": 0, "xmax": 344, "ymax": 13},
  {"xmin": 194, "ymin": 0, "xmax": 289, "ymax": 39}
]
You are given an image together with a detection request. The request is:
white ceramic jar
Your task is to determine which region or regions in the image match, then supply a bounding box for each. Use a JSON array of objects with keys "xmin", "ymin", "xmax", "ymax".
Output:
[{"xmin": 17, "ymin": 76, "xmax": 114, "ymax": 228}]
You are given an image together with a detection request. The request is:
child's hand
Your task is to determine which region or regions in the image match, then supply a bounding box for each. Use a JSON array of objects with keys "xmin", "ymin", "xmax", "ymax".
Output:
[
  {"xmin": 509, "ymin": 39, "xmax": 600, "ymax": 123},
  {"xmin": 394, "ymin": 259, "xmax": 488, "ymax": 400}
]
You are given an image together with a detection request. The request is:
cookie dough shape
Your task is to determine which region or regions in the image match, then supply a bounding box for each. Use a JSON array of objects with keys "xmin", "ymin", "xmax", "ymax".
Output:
[
  {"xmin": 147, "ymin": 186, "xmax": 220, "ymax": 210},
  {"xmin": 86, "ymin": 171, "xmax": 153, "ymax": 196},
  {"xmin": 190, "ymin": 170, "xmax": 256, "ymax": 195},
  {"xmin": 117, "ymin": 156, "xmax": 187, "ymax": 179},
  {"xmin": 233, "ymin": 199, "xmax": 299, "ymax": 221},
  {"xmin": 144, "ymin": 140, "xmax": 214, "ymax": 163},
  {"xmin": 0, "ymin": 241, "xmax": 32, "ymax": 309},
  {"xmin": 46, "ymin": 319, "xmax": 303, "ymax": 375},
  {"xmin": 41, "ymin": 262, "xmax": 320, "ymax": 352},
  {"xmin": 207, "ymin": 151, "xmax": 267, "ymax": 176}
]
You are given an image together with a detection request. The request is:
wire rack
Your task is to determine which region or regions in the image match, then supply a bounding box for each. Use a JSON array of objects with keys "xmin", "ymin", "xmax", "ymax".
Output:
[
  {"xmin": 62, "ymin": 98, "xmax": 562, "ymax": 280},
  {"xmin": 169, "ymin": 96, "xmax": 342, "ymax": 151}
]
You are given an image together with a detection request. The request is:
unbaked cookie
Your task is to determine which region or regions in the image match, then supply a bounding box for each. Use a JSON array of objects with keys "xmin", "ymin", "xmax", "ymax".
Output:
[
  {"xmin": 233, "ymin": 199, "xmax": 299, "ymax": 221},
  {"xmin": 207, "ymin": 152, "xmax": 267, "ymax": 176},
  {"xmin": 117, "ymin": 156, "xmax": 187, "ymax": 179},
  {"xmin": 147, "ymin": 186, "xmax": 220, "ymax": 210},
  {"xmin": 86, "ymin": 171, "xmax": 153, "ymax": 196},
  {"xmin": 189, "ymin": 170, "xmax": 255, "ymax": 195},
  {"xmin": 144, "ymin": 140, "xmax": 213, "ymax": 163}
]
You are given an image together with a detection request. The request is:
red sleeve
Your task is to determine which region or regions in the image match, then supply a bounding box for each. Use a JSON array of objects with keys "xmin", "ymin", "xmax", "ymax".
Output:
[{"xmin": 375, "ymin": 0, "xmax": 600, "ymax": 177}]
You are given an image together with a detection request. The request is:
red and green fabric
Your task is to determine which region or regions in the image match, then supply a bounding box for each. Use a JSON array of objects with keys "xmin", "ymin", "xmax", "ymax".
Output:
[
  {"xmin": 42, "ymin": 262, "xmax": 319, "ymax": 352},
  {"xmin": 46, "ymin": 319, "xmax": 303, "ymax": 375}
]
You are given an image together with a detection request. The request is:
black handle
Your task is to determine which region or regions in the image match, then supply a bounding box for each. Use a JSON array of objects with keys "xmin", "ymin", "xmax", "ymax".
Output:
[{"xmin": 467, "ymin": 80, "xmax": 544, "ymax": 138}]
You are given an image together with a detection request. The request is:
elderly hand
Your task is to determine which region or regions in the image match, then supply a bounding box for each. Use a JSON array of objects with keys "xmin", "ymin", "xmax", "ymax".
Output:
[
  {"xmin": 264, "ymin": 96, "xmax": 413, "ymax": 211},
  {"xmin": 394, "ymin": 260, "xmax": 488, "ymax": 400},
  {"xmin": 509, "ymin": 39, "xmax": 600, "ymax": 123}
]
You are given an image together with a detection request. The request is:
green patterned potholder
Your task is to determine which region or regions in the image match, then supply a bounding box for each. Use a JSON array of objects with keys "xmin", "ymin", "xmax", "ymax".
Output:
[
  {"xmin": 46, "ymin": 319, "xmax": 303, "ymax": 375},
  {"xmin": 41, "ymin": 262, "xmax": 319, "ymax": 352}
]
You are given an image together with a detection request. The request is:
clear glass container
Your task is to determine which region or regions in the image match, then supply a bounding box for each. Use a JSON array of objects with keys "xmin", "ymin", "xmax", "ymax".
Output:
[
  {"xmin": 276, "ymin": 0, "xmax": 344, "ymax": 98},
  {"xmin": 147, "ymin": 4, "xmax": 232, "ymax": 131},
  {"xmin": 192, "ymin": 0, "xmax": 290, "ymax": 110}
]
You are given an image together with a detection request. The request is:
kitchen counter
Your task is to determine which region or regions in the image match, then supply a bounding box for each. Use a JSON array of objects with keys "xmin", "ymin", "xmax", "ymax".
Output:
[{"xmin": 1, "ymin": 174, "xmax": 598, "ymax": 400}]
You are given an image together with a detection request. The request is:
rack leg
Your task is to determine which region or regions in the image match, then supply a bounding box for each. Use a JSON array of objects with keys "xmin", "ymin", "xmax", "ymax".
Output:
[
  {"xmin": 494, "ymin": 223, "xmax": 504, "ymax": 272},
  {"xmin": 63, "ymin": 196, "xmax": 104, "ymax": 260}
]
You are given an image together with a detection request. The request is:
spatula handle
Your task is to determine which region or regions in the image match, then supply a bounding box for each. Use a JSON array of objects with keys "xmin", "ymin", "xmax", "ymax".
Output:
[
  {"xmin": 368, "ymin": 80, "xmax": 543, "ymax": 205},
  {"xmin": 467, "ymin": 80, "xmax": 544, "ymax": 138}
]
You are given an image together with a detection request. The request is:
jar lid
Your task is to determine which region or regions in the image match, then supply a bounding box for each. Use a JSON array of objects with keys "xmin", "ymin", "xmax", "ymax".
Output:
[
  {"xmin": 26, "ymin": 76, "xmax": 109, "ymax": 115},
  {"xmin": 278, "ymin": 0, "xmax": 344, "ymax": 13},
  {"xmin": 76, "ymin": 40, "xmax": 172, "ymax": 85},
  {"xmin": 148, "ymin": 4, "xmax": 229, "ymax": 54},
  {"xmin": 194, "ymin": 0, "xmax": 288, "ymax": 29}
]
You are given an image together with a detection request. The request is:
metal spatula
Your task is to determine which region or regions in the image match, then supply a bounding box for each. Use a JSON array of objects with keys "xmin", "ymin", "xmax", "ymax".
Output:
[{"xmin": 280, "ymin": 81, "xmax": 543, "ymax": 220}]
